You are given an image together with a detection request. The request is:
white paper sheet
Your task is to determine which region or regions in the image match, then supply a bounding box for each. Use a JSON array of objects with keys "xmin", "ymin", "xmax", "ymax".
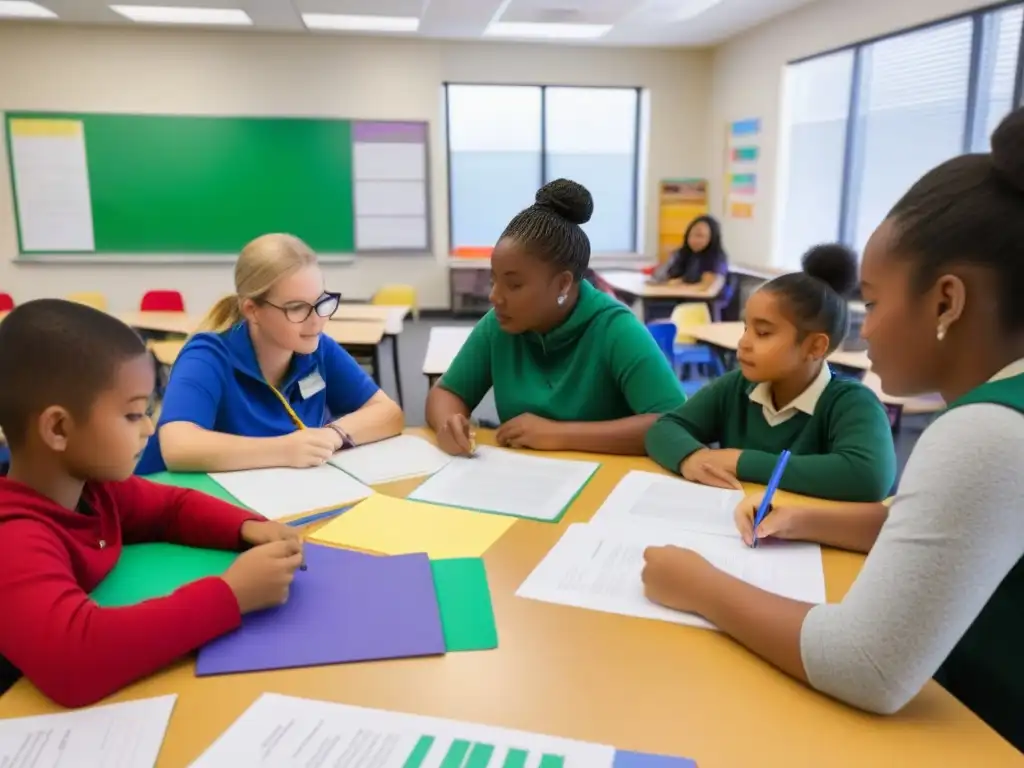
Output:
[
  {"xmin": 209, "ymin": 465, "xmax": 373, "ymax": 520},
  {"xmin": 10, "ymin": 119, "xmax": 95, "ymax": 252},
  {"xmin": 516, "ymin": 523, "xmax": 826, "ymax": 630},
  {"xmin": 190, "ymin": 693, "xmax": 616, "ymax": 767},
  {"xmin": 328, "ymin": 435, "xmax": 453, "ymax": 484},
  {"xmin": 407, "ymin": 446, "xmax": 599, "ymax": 522},
  {"xmin": 0, "ymin": 694, "xmax": 176, "ymax": 768},
  {"xmin": 588, "ymin": 470, "xmax": 745, "ymax": 538}
]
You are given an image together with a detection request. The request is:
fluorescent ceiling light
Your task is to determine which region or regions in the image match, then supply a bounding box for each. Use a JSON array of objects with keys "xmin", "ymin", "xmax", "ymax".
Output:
[
  {"xmin": 485, "ymin": 22, "xmax": 611, "ymax": 40},
  {"xmin": 0, "ymin": 1, "xmax": 57, "ymax": 18},
  {"xmin": 303, "ymin": 14, "xmax": 420, "ymax": 32},
  {"xmin": 108, "ymin": 5, "xmax": 253, "ymax": 25}
]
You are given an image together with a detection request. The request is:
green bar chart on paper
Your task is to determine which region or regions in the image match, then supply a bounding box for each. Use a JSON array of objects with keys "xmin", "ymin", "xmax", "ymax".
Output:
[{"xmin": 401, "ymin": 735, "xmax": 565, "ymax": 767}]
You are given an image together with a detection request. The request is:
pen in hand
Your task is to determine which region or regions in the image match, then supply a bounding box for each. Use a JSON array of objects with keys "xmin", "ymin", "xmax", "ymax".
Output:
[{"xmin": 751, "ymin": 450, "xmax": 791, "ymax": 549}]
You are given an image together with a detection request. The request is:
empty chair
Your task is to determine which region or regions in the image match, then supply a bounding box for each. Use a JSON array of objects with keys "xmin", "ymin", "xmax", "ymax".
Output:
[
  {"xmin": 141, "ymin": 290, "xmax": 186, "ymax": 312},
  {"xmin": 373, "ymin": 284, "xmax": 418, "ymax": 321},
  {"xmin": 670, "ymin": 302, "xmax": 725, "ymax": 378},
  {"xmin": 67, "ymin": 292, "xmax": 108, "ymax": 311}
]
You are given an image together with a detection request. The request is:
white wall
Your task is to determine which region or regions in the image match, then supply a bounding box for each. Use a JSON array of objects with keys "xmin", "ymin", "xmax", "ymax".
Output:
[
  {"xmin": 0, "ymin": 24, "xmax": 712, "ymax": 311},
  {"xmin": 709, "ymin": 0, "xmax": 996, "ymax": 268}
]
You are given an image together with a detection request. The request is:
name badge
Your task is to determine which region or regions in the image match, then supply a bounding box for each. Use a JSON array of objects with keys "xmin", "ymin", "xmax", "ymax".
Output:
[{"xmin": 298, "ymin": 371, "xmax": 326, "ymax": 400}]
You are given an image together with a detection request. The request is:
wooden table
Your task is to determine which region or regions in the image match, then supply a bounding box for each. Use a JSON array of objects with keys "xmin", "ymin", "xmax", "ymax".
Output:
[
  {"xmin": 334, "ymin": 304, "xmax": 411, "ymax": 406},
  {"xmin": 422, "ymin": 326, "xmax": 474, "ymax": 386},
  {"xmin": 117, "ymin": 311, "xmax": 199, "ymax": 336},
  {"xmin": 0, "ymin": 432, "xmax": 1018, "ymax": 767},
  {"xmin": 598, "ymin": 270, "xmax": 724, "ymax": 322}
]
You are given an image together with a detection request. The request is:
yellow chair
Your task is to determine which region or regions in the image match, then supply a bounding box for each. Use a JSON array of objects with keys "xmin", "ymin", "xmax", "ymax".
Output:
[
  {"xmin": 670, "ymin": 302, "xmax": 712, "ymax": 344},
  {"xmin": 67, "ymin": 292, "xmax": 109, "ymax": 311},
  {"xmin": 372, "ymin": 284, "xmax": 418, "ymax": 321}
]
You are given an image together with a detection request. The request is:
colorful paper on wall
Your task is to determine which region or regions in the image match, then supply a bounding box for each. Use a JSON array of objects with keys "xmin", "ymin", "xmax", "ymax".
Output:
[
  {"xmin": 730, "ymin": 118, "xmax": 761, "ymax": 136},
  {"xmin": 725, "ymin": 117, "xmax": 761, "ymax": 219}
]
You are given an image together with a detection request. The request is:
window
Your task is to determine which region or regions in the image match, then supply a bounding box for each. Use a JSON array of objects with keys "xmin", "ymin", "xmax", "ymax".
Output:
[
  {"xmin": 775, "ymin": 3, "xmax": 1024, "ymax": 265},
  {"xmin": 775, "ymin": 51, "xmax": 854, "ymax": 268},
  {"xmin": 446, "ymin": 84, "xmax": 641, "ymax": 253},
  {"xmin": 972, "ymin": 5, "xmax": 1024, "ymax": 150},
  {"xmin": 849, "ymin": 19, "xmax": 974, "ymax": 250}
]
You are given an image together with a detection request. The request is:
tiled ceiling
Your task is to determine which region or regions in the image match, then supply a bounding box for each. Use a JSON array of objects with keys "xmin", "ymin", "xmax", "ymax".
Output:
[{"xmin": 7, "ymin": 0, "xmax": 822, "ymax": 45}]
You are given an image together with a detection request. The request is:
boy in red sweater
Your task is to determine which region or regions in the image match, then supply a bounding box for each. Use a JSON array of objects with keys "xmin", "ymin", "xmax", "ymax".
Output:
[{"xmin": 0, "ymin": 299, "xmax": 305, "ymax": 707}]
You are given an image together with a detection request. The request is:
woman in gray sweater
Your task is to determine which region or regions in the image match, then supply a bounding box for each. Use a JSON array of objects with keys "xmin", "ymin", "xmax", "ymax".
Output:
[{"xmin": 641, "ymin": 106, "xmax": 1024, "ymax": 752}]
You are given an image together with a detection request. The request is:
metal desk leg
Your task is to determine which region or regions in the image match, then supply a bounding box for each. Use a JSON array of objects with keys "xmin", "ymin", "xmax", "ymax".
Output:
[
  {"xmin": 390, "ymin": 334, "xmax": 404, "ymax": 407},
  {"xmin": 371, "ymin": 344, "xmax": 382, "ymax": 386}
]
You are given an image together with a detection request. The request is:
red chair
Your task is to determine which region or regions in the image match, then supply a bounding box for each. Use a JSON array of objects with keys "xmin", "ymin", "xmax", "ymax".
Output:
[
  {"xmin": 140, "ymin": 290, "xmax": 185, "ymax": 312},
  {"xmin": 0, "ymin": 293, "xmax": 14, "ymax": 312}
]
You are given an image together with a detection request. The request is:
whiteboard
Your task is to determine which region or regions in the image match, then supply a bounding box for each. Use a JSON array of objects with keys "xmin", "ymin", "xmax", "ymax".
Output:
[
  {"xmin": 353, "ymin": 143, "xmax": 425, "ymax": 181},
  {"xmin": 354, "ymin": 180, "xmax": 426, "ymax": 217},
  {"xmin": 356, "ymin": 216, "xmax": 428, "ymax": 250}
]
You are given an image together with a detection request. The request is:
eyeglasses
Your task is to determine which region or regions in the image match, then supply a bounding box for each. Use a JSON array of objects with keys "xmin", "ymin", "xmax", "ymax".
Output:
[{"xmin": 260, "ymin": 292, "xmax": 341, "ymax": 323}]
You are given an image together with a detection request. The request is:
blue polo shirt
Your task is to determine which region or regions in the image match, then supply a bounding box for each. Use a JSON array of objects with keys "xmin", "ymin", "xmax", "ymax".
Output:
[{"xmin": 136, "ymin": 322, "xmax": 378, "ymax": 474}]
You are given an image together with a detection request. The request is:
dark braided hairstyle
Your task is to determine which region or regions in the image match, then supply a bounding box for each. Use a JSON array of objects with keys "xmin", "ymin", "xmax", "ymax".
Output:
[{"xmin": 499, "ymin": 179, "xmax": 594, "ymax": 281}]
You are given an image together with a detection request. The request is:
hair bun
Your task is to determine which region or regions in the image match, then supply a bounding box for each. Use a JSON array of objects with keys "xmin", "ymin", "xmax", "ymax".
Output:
[
  {"xmin": 534, "ymin": 178, "xmax": 594, "ymax": 225},
  {"xmin": 801, "ymin": 243, "xmax": 858, "ymax": 298},
  {"xmin": 991, "ymin": 107, "xmax": 1024, "ymax": 193}
]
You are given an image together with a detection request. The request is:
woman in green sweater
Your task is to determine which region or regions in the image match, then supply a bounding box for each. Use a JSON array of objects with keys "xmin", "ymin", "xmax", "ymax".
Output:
[
  {"xmin": 645, "ymin": 244, "xmax": 896, "ymax": 502},
  {"xmin": 427, "ymin": 179, "xmax": 685, "ymax": 457}
]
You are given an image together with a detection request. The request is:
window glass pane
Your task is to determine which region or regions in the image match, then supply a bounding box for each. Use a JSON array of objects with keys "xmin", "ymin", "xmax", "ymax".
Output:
[
  {"xmin": 775, "ymin": 51, "xmax": 854, "ymax": 269},
  {"xmin": 544, "ymin": 87, "xmax": 638, "ymax": 252},
  {"xmin": 447, "ymin": 85, "xmax": 541, "ymax": 249},
  {"xmin": 851, "ymin": 19, "xmax": 973, "ymax": 250},
  {"xmin": 974, "ymin": 5, "xmax": 1023, "ymax": 150}
]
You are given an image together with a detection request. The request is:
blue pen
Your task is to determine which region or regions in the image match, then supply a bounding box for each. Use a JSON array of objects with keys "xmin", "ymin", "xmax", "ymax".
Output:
[{"xmin": 751, "ymin": 450, "xmax": 791, "ymax": 549}]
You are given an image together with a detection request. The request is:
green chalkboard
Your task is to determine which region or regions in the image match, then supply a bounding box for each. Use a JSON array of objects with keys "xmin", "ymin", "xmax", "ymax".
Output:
[{"xmin": 5, "ymin": 112, "xmax": 355, "ymax": 254}]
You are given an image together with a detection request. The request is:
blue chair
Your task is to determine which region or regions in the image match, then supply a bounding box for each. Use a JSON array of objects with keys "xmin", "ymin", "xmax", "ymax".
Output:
[{"xmin": 647, "ymin": 321, "xmax": 677, "ymax": 364}]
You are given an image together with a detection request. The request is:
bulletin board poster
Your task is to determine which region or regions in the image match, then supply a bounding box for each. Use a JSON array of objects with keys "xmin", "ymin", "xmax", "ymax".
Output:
[
  {"xmin": 658, "ymin": 178, "xmax": 708, "ymax": 263},
  {"xmin": 725, "ymin": 118, "xmax": 760, "ymax": 219}
]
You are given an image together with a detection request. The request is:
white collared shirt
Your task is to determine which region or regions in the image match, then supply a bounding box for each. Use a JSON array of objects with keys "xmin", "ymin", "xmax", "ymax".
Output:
[
  {"xmin": 748, "ymin": 363, "xmax": 832, "ymax": 427},
  {"xmin": 989, "ymin": 357, "xmax": 1024, "ymax": 382}
]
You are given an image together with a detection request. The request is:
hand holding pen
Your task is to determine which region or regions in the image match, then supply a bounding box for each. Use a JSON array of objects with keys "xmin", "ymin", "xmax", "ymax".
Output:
[{"xmin": 747, "ymin": 450, "xmax": 791, "ymax": 548}]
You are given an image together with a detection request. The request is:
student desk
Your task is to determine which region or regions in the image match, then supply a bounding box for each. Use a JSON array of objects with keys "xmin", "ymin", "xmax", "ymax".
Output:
[
  {"xmin": 422, "ymin": 325, "xmax": 474, "ymax": 386},
  {"xmin": 597, "ymin": 270, "xmax": 725, "ymax": 322},
  {"xmin": 0, "ymin": 433, "xmax": 1019, "ymax": 768},
  {"xmin": 333, "ymin": 304, "xmax": 411, "ymax": 406},
  {"xmin": 117, "ymin": 311, "xmax": 198, "ymax": 336}
]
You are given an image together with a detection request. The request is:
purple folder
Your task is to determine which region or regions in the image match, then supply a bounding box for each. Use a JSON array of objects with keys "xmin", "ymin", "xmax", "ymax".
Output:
[{"xmin": 195, "ymin": 544, "xmax": 446, "ymax": 676}]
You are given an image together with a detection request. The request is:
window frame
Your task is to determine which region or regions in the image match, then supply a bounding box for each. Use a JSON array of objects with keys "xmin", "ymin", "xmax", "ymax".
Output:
[
  {"xmin": 443, "ymin": 82, "xmax": 644, "ymax": 254},
  {"xmin": 779, "ymin": 0, "xmax": 1024, "ymax": 262}
]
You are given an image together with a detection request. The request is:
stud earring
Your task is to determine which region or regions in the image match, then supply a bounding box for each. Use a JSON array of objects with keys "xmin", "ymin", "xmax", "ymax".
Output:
[
  {"xmin": 937, "ymin": 324, "xmax": 946, "ymax": 341},
  {"xmin": 557, "ymin": 294, "xmax": 567, "ymax": 306}
]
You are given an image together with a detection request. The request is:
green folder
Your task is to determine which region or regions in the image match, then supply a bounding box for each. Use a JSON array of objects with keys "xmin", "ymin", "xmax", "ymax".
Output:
[
  {"xmin": 144, "ymin": 471, "xmax": 246, "ymax": 507},
  {"xmin": 430, "ymin": 558, "xmax": 498, "ymax": 652},
  {"xmin": 91, "ymin": 548, "xmax": 499, "ymax": 654},
  {"xmin": 90, "ymin": 543, "xmax": 237, "ymax": 607}
]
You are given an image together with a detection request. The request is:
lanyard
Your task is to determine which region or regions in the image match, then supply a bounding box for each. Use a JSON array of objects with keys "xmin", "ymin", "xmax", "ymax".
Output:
[{"xmin": 267, "ymin": 383, "xmax": 307, "ymax": 430}]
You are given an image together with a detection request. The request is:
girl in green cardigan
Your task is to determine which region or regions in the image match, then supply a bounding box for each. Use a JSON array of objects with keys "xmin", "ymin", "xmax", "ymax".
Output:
[{"xmin": 645, "ymin": 244, "xmax": 896, "ymax": 502}]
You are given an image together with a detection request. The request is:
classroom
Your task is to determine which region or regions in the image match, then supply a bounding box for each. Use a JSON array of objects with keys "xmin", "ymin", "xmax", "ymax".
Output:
[{"xmin": 0, "ymin": 0, "xmax": 1023, "ymax": 766}]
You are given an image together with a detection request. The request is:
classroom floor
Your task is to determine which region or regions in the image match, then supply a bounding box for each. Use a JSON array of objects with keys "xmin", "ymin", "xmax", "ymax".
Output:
[{"xmin": 384, "ymin": 317, "xmax": 927, "ymax": 481}]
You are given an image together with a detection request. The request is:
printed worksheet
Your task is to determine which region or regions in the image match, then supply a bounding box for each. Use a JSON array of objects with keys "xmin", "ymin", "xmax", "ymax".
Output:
[
  {"xmin": 328, "ymin": 434, "xmax": 452, "ymax": 484},
  {"xmin": 517, "ymin": 523, "xmax": 825, "ymax": 630},
  {"xmin": 209, "ymin": 465, "xmax": 373, "ymax": 520},
  {"xmin": 0, "ymin": 695, "xmax": 176, "ymax": 767},
  {"xmin": 587, "ymin": 470, "xmax": 744, "ymax": 538}
]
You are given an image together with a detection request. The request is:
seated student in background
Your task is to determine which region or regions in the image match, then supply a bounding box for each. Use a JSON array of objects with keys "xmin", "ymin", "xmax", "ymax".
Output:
[
  {"xmin": 136, "ymin": 234, "xmax": 403, "ymax": 475},
  {"xmin": 641, "ymin": 108, "xmax": 1024, "ymax": 751},
  {"xmin": 654, "ymin": 215, "xmax": 728, "ymax": 289},
  {"xmin": 427, "ymin": 179, "xmax": 685, "ymax": 457},
  {"xmin": 0, "ymin": 300, "xmax": 304, "ymax": 706},
  {"xmin": 646, "ymin": 244, "xmax": 895, "ymax": 502}
]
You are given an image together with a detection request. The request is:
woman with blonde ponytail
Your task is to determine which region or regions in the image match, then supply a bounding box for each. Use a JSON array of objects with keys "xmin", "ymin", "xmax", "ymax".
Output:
[{"xmin": 136, "ymin": 234, "xmax": 403, "ymax": 474}]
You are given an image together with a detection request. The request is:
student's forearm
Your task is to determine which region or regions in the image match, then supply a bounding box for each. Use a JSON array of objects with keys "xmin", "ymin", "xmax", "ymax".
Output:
[
  {"xmin": 426, "ymin": 386, "xmax": 470, "ymax": 432},
  {"xmin": 159, "ymin": 423, "xmax": 286, "ymax": 473},
  {"xmin": 333, "ymin": 396, "xmax": 404, "ymax": 446},
  {"xmin": 556, "ymin": 415, "xmax": 658, "ymax": 455},
  {"xmin": 694, "ymin": 565, "xmax": 813, "ymax": 682},
  {"xmin": 795, "ymin": 503, "xmax": 889, "ymax": 554}
]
